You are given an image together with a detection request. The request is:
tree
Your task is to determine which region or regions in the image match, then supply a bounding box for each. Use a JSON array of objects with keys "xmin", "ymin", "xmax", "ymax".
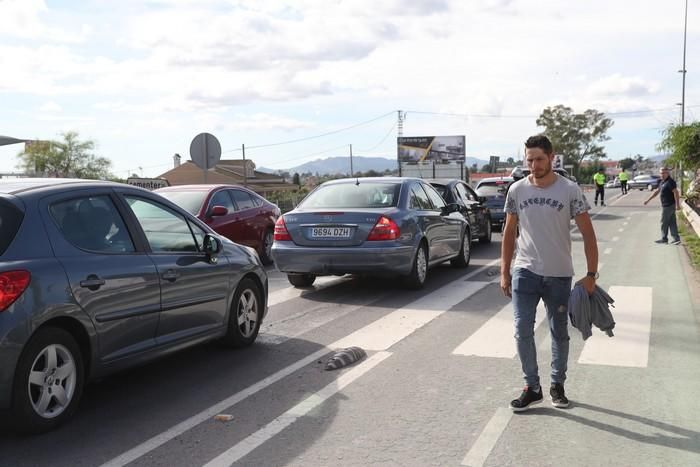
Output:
[
  {"xmin": 292, "ymin": 172, "xmax": 300, "ymax": 185},
  {"xmin": 535, "ymin": 105, "xmax": 614, "ymax": 167},
  {"xmin": 617, "ymin": 157, "xmax": 636, "ymax": 171},
  {"xmin": 657, "ymin": 121, "xmax": 700, "ymax": 171},
  {"xmin": 17, "ymin": 131, "xmax": 112, "ymax": 179}
]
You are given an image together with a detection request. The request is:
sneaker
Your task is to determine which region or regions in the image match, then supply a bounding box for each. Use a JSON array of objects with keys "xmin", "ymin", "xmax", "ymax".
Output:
[
  {"xmin": 671, "ymin": 239, "xmax": 681, "ymax": 245},
  {"xmin": 550, "ymin": 383, "xmax": 570, "ymax": 408},
  {"xmin": 654, "ymin": 239, "xmax": 668, "ymax": 244},
  {"xmin": 601, "ymin": 202, "xmax": 606, "ymax": 206},
  {"xmin": 510, "ymin": 386, "xmax": 543, "ymax": 412},
  {"xmin": 594, "ymin": 201, "xmax": 598, "ymax": 206}
]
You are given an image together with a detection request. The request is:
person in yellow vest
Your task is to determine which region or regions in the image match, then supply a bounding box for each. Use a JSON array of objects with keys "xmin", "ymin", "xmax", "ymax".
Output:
[
  {"xmin": 593, "ymin": 168, "xmax": 606, "ymax": 206},
  {"xmin": 618, "ymin": 169, "xmax": 629, "ymax": 195}
]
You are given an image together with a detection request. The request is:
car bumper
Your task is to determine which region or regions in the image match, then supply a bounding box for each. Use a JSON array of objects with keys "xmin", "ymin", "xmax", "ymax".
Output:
[
  {"xmin": 272, "ymin": 242, "xmax": 416, "ymax": 276},
  {"xmin": 489, "ymin": 211, "xmax": 505, "ymax": 226}
]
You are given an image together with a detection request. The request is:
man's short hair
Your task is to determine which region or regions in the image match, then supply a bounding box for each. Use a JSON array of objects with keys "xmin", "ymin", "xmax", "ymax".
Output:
[
  {"xmin": 660, "ymin": 166, "xmax": 671, "ymax": 172},
  {"xmin": 524, "ymin": 134, "xmax": 553, "ymax": 154}
]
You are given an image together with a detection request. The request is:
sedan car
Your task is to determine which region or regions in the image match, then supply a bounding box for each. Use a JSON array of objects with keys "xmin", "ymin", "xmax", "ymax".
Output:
[
  {"xmin": 427, "ymin": 178, "xmax": 492, "ymax": 244},
  {"xmin": 155, "ymin": 185, "xmax": 280, "ymax": 264},
  {"xmin": 628, "ymin": 174, "xmax": 661, "ymax": 191},
  {"xmin": 475, "ymin": 177, "xmax": 513, "ymax": 231},
  {"xmin": 0, "ymin": 179, "xmax": 268, "ymax": 433},
  {"xmin": 272, "ymin": 177, "xmax": 470, "ymax": 289}
]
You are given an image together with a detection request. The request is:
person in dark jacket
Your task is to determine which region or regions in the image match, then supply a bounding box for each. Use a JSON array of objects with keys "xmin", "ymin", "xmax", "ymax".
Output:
[
  {"xmin": 501, "ymin": 134, "xmax": 600, "ymax": 412},
  {"xmin": 644, "ymin": 167, "xmax": 681, "ymax": 245}
]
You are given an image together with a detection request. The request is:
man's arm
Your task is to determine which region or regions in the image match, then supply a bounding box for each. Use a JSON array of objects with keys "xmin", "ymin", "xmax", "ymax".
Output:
[
  {"xmin": 673, "ymin": 188, "xmax": 680, "ymax": 209},
  {"xmin": 644, "ymin": 188, "xmax": 660, "ymax": 205},
  {"xmin": 575, "ymin": 211, "xmax": 598, "ymax": 295},
  {"xmin": 500, "ymin": 212, "xmax": 518, "ymax": 298}
]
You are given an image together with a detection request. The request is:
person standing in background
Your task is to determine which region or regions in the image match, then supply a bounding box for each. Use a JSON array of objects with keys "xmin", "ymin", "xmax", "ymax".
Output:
[
  {"xmin": 593, "ymin": 168, "xmax": 606, "ymax": 206},
  {"xmin": 644, "ymin": 167, "xmax": 681, "ymax": 245},
  {"xmin": 618, "ymin": 169, "xmax": 629, "ymax": 195}
]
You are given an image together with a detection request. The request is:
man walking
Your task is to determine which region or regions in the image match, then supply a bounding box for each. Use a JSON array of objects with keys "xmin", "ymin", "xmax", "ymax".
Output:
[
  {"xmin": 644, "ymin": 167, "xmax": 681, "ymax": 245},
  {"xmin": 501, "ymin": 134, "xmax": 599, "ymax": 411},
  {"xmin": 593, "ymin": 168, "xmax": 606, "ymax": 206},
  {"xmin": 618, "ymin": 169, "xmax": 629, "ymax": 195}
]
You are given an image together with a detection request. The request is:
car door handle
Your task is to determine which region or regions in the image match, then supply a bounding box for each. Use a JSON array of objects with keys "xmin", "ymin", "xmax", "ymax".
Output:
[
  {"xmin": 80, "ymin": 275, "xmax": 105, "ymax": 290},
  {"xmin": 162, "ymin": 270, "xmax": 180, "ymax": 282}
]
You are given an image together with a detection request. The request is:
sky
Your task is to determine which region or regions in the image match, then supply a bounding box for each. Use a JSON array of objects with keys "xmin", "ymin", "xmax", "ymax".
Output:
[{"xmin": 1, "ymin": 0, "xmax": 698, "ymax": 178}]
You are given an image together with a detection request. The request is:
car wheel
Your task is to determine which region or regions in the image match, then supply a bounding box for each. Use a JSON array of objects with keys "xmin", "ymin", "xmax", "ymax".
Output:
[
  {"xmin": 479, "ymin": 221, "xmax": 492, "ymax": 244},
  {"xmin": 259, "ymin": 229, "xmax": 274, "ymax": 265},
  {"xmin": 451, "ymin": 229, "xmax": 471, "ymax": 268},
  {"xmin": 223, "ymin": 278, "xmax": 262, "ymax": 347},
  {"xmin": 12, "ymin": 327, "xmax": 85, "ymax": 434},
  {"xmin": 404, "ymin": 242, "xmax": 428, "ymax": 289},
  {"xmin": 287, "ymin": 273, "xmax": 316, "ymax": 288}
]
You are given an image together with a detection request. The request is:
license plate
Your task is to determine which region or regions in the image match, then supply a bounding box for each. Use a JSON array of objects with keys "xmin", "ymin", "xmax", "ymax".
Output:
[{"xmin": 311, "ymin": 226, "xmax": 352, "ymax": 238}]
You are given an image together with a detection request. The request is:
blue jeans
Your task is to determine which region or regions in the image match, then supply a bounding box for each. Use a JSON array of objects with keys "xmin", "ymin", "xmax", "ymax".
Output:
[{"xmin": 512, "ymin": 268, "xmax": 572, "ymax": 390}]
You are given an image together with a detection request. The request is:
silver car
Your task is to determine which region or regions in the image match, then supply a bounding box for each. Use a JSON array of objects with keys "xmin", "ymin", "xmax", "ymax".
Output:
[{"xmin": 272, "ymin": 177, "xmax": 471, "ymax": 289}]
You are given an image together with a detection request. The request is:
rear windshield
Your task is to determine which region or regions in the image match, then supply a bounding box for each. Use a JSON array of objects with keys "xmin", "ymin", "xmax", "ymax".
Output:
[
  {"xmin": 0, "ymin": 199, "xmax": 24, "ymax": 256},
  {"xmin": 476, "ymin": 182, "xmax": 509, "ymax": 197},
  {"xmin": 299, "ymin": 182, "xmax": 401, "ymax": 209},
  {"xmin": 430, "ymin": 184, "xmax": 447, "ymax": 198},
  {"xmin": 156, "ymin": 191, "xmax": 207, "ymax": 215}
]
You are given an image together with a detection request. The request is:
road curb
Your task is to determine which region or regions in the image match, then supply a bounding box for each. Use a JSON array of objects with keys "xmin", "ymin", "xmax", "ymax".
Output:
[{"xmin": 681, "ymin": 201, "xmax": 700, "ymax": 237}]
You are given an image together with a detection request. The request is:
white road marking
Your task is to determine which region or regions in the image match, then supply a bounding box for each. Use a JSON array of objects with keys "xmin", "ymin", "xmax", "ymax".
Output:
[
  {"xmin": 334, "ymin": 280, "xmax": 489, "ymax": 351},
  {"xmin": 578, "ymin": 286, "xmax": 652, "ymax": 367},
  {"xmin": 267, "ymin": 276, "xmax": 348, "ymax": 307},
  {"xmin": 202, "ymin": 352, "xmax": 392, "ymax": 467},
  {"xmin": 102, "ymin": 271, "xmax": 493, "ymax": 467},
  {"xmin": 623, "ymin": 222, "xmax": 629, "ymax": 226},
  {"xmin": 452, "ymin": 303, "xmax": 546, "ymax": 359},
  {"xmin": 461, "ymin": 408, "xmax": 513, "ymax": 467},
  {"xmin": 603, "ymin": 247, "xmax": 612, "ymax": 255},
  {"xmin": 612, "ymin": 236, "xmax": 620, "ymax": 242},
  {"xmin": 618, "ymin": 228, "xmax": 624, "ymax": 232}
]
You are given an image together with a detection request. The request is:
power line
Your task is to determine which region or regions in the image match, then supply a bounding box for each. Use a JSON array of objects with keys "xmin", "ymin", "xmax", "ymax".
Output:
[
  {"xmin": 221, "ymin": 111, "xmax": 396, "ymax": 153},
  {"xmin": 356, "ymin": 121, "xmax": 397, "ymax": 153}
]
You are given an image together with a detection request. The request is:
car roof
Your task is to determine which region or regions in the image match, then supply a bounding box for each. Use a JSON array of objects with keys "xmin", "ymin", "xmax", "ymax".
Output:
[
  {"xmin": 156, "ymin": 184, "xmax": 246, "ymax": 192},
  {"xmin": 0, "ymin": 178, "xmax": 120, "ymax": 195},
  {"xmin": 425, "ymin": 178, "xmax": 466, "ymax": 184},
  {"xmin": 322, "ymin": 177, "xmax": 416, "ymax": 185}
]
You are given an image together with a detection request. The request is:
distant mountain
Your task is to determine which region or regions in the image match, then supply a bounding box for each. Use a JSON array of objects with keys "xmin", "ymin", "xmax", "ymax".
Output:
[{"xmin": 260, "ymin": 156, "xmax": 490, "ymax": 176}]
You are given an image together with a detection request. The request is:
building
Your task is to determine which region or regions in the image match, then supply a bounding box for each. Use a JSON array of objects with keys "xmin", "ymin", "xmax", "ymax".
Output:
[{"xmin": 157, "ymin": 155, "xmax": 296, "ymax": 196}]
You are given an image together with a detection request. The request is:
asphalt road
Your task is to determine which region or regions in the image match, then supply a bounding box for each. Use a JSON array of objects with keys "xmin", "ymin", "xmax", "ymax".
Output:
[{"xmin": 1, "ymin": 187, "xmax": 699, "ymax": 467}]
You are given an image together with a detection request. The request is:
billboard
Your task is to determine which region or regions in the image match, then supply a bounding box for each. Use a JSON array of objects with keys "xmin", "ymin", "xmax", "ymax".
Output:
[{"xmin": 398, "ymin": 135, "xmax": 465, "ymax": 163}]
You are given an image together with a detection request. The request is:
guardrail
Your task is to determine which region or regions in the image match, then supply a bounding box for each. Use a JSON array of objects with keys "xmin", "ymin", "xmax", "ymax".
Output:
[{"xmin": 682, "ymin": 200, "xmax": 700, "ymax": 237}]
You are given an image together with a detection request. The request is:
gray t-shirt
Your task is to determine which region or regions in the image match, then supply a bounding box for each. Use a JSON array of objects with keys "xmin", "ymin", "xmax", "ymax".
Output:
[{"xmin": 504, "ymin": 174, "xmax": 590, "ymax": 277}]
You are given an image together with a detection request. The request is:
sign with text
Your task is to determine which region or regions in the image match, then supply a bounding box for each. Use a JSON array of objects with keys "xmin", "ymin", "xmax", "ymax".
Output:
[
  {"xmin": 127, "ymin": 177, "xmax": 170, "ymax": 190},
  {"xmin": 398, "ymin": 135, "xmax": 465, "ymax": 163}
]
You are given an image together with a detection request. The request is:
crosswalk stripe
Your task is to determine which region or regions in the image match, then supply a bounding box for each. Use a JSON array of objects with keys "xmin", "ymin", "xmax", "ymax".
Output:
[
  {"xmin": 461, "ymin": 408, "xmax": 512, "ymax": 467},
  {"xmin": 267, "ymin": 276, "xmax": 348, "ymax": 307},
  {"xmin": 452, "ymin": 304, "xmax": 546, "ymax": 359},
  {"xmin": 578, "ymin": 286, "xmax": 652, "ymax": 367},
  {"xmin": 333, "ymin": 280, "xmax": 490, "ymax": 351}
]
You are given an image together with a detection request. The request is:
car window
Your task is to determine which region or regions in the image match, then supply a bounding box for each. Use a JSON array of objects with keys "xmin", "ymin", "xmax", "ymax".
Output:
[
  {"xmin": 230, "ymin": 190, "xmax": 256, "ymax": 210},
  {"xmin": 208, "ymin": 190, "xmax": 235, "ymax": 214},
  {"xmin": 409, "ymin": 184, "xmax": 432, "ymax": 210},
  {"xmin": 476, "ymin": 182, "xmax": 508, "ymax": 196},
  {"xmin": 0, "ymin": 199, "xmax": 24, "ymax": 256},
  {"xmin": 430, "ymin": 184, "xmax": 446, "ymax": 198},
  {"xmin": 50, "ymin": 195, "xmax": 135, "ymax": 253},
  {"xmin": 125, "ymin": 196, "xmax": 198, "ymax": 253},
  {"xmin": 456, "ymin": 183, "xmax": 477, "ymax": 202},
  {"xmin": 250, "ymin": 194, "xmax": 264, "ymax": 207},
  {"xmin": 423, "ymin": 183, "xmax": 446, "ymax": 209},
  {"xmin": 155, "ymin": 190, "xmax": 207, "ymax": 216},
  {"xmin": 299, "ymin": 182, "xmax": 401, "ymax": 208}
]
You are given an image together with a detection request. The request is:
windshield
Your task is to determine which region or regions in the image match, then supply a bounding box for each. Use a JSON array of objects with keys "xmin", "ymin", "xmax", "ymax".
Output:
[
  {"xmin": 476, "ymin": 182, "xmax": 508, "ymax": 197},
  {"xmin": 299, "ymin": 182, "xmax": 401, "ymax": 209},
  {"xmin": 156, "ymin": 191, "xmax": 207, "ymax": 215}
]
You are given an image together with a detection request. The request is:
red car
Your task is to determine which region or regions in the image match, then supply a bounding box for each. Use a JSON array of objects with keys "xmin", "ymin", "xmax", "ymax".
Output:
[{"xmin": 156, "ymin": 184, "xmax": 280, "ymax": 264}]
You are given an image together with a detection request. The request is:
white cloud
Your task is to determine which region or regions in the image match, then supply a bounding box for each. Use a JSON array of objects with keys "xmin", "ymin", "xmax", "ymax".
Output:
[
  {"xmin": 587, "ymin": 74, "xmax": 660, "ymax": 98},
  {"xmin": 39, "ymin": 101, "xmax": 62, "ymax": 112},
  {"xmin": 0, "ymin": 0, "xmax": 92, "ymax": 43}
]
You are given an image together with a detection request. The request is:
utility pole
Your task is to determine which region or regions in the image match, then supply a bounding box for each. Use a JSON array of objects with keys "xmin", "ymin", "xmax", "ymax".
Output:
[
  {"xmin": 679, "ymin": 0, "xmax": 688, "ymax": 193},
  {"xmin": 397, "ymin": 110, "xmax": 405, "ymax": 137},
  {"xmin": 242, "ymin": 143, "xmax": 247, "ymax": 186},
  {"xmin": 349, "ymin": 144, "xmax": 354, "ymax": 177}
]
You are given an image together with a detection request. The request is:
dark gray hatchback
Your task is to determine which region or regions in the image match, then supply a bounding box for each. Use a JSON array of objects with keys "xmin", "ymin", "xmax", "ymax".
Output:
[{"xmin": 0, "ymin": 179, "xmax": 268, "ymax": 433}]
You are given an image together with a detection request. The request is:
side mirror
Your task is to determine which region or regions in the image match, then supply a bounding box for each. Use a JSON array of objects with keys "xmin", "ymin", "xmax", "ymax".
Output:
[
  {"xmin": 209, "ymin": 205, "xmax": 228, "ymax": 217},
  {"xmin": 203, "ymin": 234, "xmax": 223, "ymax": 261},
  {"xmin": 442, "ymin": 203, "xmax": 461, "ymax": 214}
]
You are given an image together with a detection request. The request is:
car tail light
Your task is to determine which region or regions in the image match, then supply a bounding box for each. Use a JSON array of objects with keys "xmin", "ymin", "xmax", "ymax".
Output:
[
  {"xmin": 274, "ymin": 217, "xmax": 292, "ymax": 241},
  {"xmin": 367, "ymin": 216, "xmax": 400, "ymax": 241},
  {"xmin": 0, "ymin": 270, "xmax": 31, "ymax": 312}
]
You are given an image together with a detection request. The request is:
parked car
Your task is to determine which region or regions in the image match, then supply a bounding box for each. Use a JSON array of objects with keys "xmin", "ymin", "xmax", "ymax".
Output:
[
  {"xmin": 628, "ymin": 174, "xmax": 661, "ymax": 191},
  {"xmin": 605, "ymin": 178, "xmax": 622, "ymax": 188},
  {"xmin": 272, "ymin": 177, "xmax": 470, "ymax": 289},
  {"xmin": 155, "ymin": 184, "xmax": 280, "ymax": 264},
  {"xmin": 475, "ymin": 177, "xmax": 513, "ymax": 231},
  {"xmin": 0, "ymin": 178, "xmax": 268, "ymax": 433},
  {"xmin": 427, "ymin": 178, "xmax": 492, "ymax": 244}
]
